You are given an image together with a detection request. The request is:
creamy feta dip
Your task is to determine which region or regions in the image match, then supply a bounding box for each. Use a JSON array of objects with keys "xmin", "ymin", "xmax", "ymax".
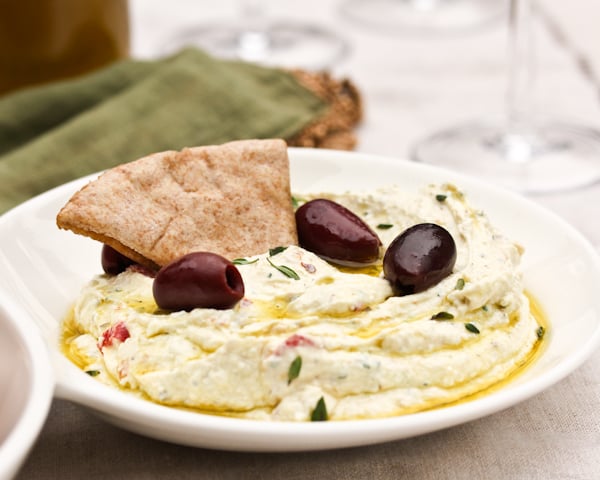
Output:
[{"xmin": 63, "ymin": 184, "xmax": 543, "ymax": 421}]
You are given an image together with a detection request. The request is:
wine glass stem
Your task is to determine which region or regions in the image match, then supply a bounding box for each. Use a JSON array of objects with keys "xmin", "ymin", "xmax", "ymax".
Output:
[
  {"xmin": 506, "ymin": 0, "xmax": 534, "ymax": 133},
  {"xmin": 237, "ymin": 0, "xmax": 270, "ymax": 60}
]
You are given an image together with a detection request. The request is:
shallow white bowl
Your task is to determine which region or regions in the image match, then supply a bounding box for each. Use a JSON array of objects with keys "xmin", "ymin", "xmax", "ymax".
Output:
[
  {"xmin": 0, "ymin": 148, "xmax": 599, "ymax": 452},
  {"xmin": 0, "ymin": 291, "xmax": 54, "ymax": 480}
]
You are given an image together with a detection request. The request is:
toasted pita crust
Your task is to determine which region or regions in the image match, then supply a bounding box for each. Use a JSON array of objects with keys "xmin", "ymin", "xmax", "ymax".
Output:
[{"xmin": 56, "ymin": 139, "xmax": 298, "ymax": 269}]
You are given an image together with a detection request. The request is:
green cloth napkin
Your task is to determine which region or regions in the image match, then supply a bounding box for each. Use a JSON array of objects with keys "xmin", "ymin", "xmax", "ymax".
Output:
[{"xmin": 0, "ymin": 48, "xmax": 327, "ymax": 213}]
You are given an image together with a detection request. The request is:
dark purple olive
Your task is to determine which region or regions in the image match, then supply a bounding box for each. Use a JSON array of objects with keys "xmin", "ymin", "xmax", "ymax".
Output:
[
  {"xmin": 295, "ymin": 199, "xmax": 382, "ymax": 265},
  {"xmin": 101, "ymin": 244, "xmax": 136, "ymax": 275},
  {"xmin": 383, "ymin": 223, "xmax": 456, "ymax": 295},
  {"xmin": 153, "ymin": 252, "xmax": 244, "ymax": 311}
]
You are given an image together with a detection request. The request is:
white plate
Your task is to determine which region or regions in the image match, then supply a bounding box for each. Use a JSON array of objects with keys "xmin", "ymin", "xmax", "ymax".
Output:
[
  {"xmin": 0, "ymin": 291, "xmax": 54, "ymax": 480},
  {"xmin": 0, "ymin": 148, "xmax": 599, "ymax": 452}
]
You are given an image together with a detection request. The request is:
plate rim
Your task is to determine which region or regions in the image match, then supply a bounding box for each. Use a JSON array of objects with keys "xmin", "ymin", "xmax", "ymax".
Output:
[{"xmin": 0, "ymin": 291, "xmax": 55, "ymax": 477}]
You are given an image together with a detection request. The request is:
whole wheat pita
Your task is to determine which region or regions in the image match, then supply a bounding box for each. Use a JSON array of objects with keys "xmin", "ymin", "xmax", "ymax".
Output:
[{"xmin": 56, "ymin": 139, "xmax": 298, "ymax": 269}]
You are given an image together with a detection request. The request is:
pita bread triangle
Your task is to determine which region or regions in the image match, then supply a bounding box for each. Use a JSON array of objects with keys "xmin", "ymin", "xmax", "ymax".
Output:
[{"xmin": 57, "ymin": 139, "xmax": 298, "ymax": 269}]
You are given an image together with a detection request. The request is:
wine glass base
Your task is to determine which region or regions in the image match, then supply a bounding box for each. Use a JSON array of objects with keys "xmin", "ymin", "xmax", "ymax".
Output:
[
  {"xmin": 162, "ymin": 22, "xmax": 348, "ymax": 70},
  {"xmin": 340, "ymin": 0, "xmax": 506, "ymax": 33},
  {"xmin": 411, "ymin": 119, "xmax": 600, "ymax": 193}
]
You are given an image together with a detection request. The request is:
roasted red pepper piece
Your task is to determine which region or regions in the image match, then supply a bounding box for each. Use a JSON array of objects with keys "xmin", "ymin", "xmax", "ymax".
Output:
[{"xmin": 98, "ymin": 321, "xmax": 130, "ymax": 351}]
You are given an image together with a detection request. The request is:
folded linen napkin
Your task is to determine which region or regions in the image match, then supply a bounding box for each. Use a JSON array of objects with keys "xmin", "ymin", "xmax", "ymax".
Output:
[{"xmin": 0, "ymin": 48, "xmax": 361, "ymax": 214}]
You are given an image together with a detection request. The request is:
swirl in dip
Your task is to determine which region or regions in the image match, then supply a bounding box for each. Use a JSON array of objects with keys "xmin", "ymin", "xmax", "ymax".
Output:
[{"xmin": 62, "ymin": 184, "xmax": 543, "ymax": 421}]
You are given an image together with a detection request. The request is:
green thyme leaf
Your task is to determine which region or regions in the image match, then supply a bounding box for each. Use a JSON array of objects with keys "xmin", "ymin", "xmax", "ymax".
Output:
[
  {"xmin": 482, "ymin": 305, "xmax": 489, "ymax": 312},
  {"xmin": 269, "ymin": 246, "xmax": 288, "ymax": 256},
  {"xmin": 377, "ymin": 223, "xmax": 394, "ymax": 230},
  {"xmin": 436, "ymin": 194, "xmax": 447, "ymax": 202},
  {"xmin": 431, "ymin": 311, "xmax": 454, "ymax": 320},
  {"xmin": 275, "ymin": 264, "xmax": 300, "ymax": 280},
  {"xmin": 291, "ymin": 196, "xmax": 299, "ymax": 209},
  {"xmin": 310, "ymin": 396, "xmax": 328, "ymax": 421},
  {"xmin": 465, "ymin": 322, "xmax": 480, "ymax": 334},
  {"xmin": 455, "ymin": 278, "xmax": 465, "ymax": 290},
  {"xmin": 266, "ymin": 257, "xmax": 300, "ymax": 280},
  {"xmin": 536, "ymin": 326, "xmax": 545, "ymax": 340},
  {"xmin": 232, "ymin": 257, "xmax": 259, "ymax": 265},
  {"xmin": 85, "ymin": 370, "xmax": 100, "ymax": 377},
  {"xmin": 288, "ymin": 356, "xmax": 302, "ymax": 384}
]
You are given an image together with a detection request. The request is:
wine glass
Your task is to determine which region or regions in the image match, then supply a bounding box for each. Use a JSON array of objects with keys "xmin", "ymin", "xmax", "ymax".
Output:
[
  {"xmin": 161, "ymin": 0, "xmax": 348, "ymax": 70},
  {"xmin": 411, "ymin": 0, "xmax": 600, "ymax": 193},
  {"xmin": 339, "ymin": 0, "xmax": 507, "ymax": 33}
]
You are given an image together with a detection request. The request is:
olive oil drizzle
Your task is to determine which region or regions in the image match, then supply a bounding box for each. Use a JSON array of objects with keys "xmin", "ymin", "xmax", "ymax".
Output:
[{"xmin": 60, "ymin": 289, "xmax": 548, "ymax": 420}]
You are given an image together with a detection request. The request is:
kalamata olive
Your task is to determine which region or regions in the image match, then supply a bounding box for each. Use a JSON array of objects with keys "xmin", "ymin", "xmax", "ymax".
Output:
[
  {"xmin": 295, "ymin": 199, "xmax": 382, "ymax": 265},
  {"xmin": 101, "ymin": 244, "xmax": 136, "ymax": 275},
  {"xmin": 383, "ymin": 223, "xmax": 456, "ymax": 295},
  {"xmin": 153, "ymin": 252, "xmax": 244, "ymax": 311}
]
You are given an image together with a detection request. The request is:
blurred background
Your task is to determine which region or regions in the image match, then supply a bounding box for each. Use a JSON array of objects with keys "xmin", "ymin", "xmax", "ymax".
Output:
[
  {"xmin": 126, "ymin": 0, "xmax": 599, "ymax": 154},
  {"xmin": 1, "ymin": 0, "xmax": 600, "ymax": 268}
]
